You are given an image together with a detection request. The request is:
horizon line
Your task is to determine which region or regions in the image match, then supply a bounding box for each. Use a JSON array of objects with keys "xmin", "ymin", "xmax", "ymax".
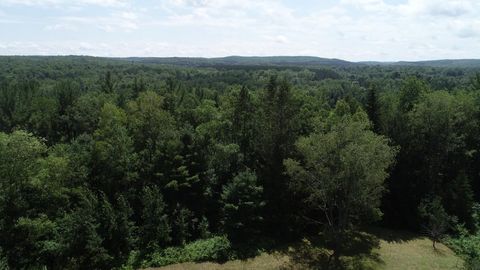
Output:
[{"xmin": 0, "ymin": 54, "xmax": 479, "ymax": 63}]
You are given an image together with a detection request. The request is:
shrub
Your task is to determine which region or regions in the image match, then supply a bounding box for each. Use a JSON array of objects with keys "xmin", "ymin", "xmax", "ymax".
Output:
[
  {"xmin": 143, "ymin": 235, "xmax": 232, "ymax": 268},
  {"xmin": 0, "ymin": 248, "xmax": 8, "ymax": 270},
  {"xmin": 183, "ymin": 235, "xmax": 231, "ymax": 262},
  {"xmin": 447, "ymin": 204, "xmax": 480, "ymax": 270},
  {"xmin": 118, "ymin": 250, "xmax": 141, "ymax": 270},
  {"xmin": 447, "ymin": 226, "xmax": 480, "ymax": 270}
]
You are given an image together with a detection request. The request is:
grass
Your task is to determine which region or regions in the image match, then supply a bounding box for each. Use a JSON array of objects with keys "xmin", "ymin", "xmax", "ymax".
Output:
[
  {"xmin": 143, "ymin": 252, "xmax": 287, "ymax": 270},
  {"xmin": 374, "ymin": 231, "xmax": 463, "ymax": 269},
  {"xmin": 147, "ymin": 229, "xmax": 464, "ymax": 270}
]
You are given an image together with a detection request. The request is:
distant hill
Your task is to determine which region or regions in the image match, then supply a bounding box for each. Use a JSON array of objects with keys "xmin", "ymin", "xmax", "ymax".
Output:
[
  {"xmin": 1, "ymin": 55, "xmax": 479, "ymax": 69},
  {"xmin": 361, "ymin": 59, "xmax": 480, "ymax": 68},
  {"xmin": 119, "ymin": 56, "xmax": 480, "ymax": 68},
  {"xmin": 119, "ymin": 56, "xmax": 359, "ymax": 68}
]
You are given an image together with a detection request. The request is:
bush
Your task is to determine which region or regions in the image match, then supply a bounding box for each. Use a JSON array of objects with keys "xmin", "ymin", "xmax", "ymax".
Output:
[
  {"xmin": 447, "ymin": 204, "xmax": 480, "ymax": 270},
  {"xmin": 447, "ymin": 226, "xmax": 480, "ymax": 270},
  {"xmin": 0, "ymin": 248, "xmax": 8, "ymax": 270},
  {"xmin": 143, "ymin": 235, "xmax": 232, "ymax": 268},
  {"xmin": 183, "ymin": 235, "xmax": 231, "ymax": 262},
  {"xmin": 119, "ymin": 250, "xmax": 141, "ymax": 270}
]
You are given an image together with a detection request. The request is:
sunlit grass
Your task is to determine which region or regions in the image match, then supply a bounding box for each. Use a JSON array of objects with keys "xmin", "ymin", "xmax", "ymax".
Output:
[{"xmin": 150, "ymin": 229, "xmax": 463, "ymax": 270}]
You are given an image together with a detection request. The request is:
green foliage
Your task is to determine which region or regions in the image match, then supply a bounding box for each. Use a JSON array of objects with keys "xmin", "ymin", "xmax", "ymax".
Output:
[
  {"xmin": 285, "ymin": 102, "xmax": 397, "ymax": 229},
  {"xmin": 93, "ymin": 103, "xmax": 137, "ymax": 194},
  {"xmin": 143, "ymin": 236, "xmax": 231, "ymax": 268},
  {"xmin": 140, "ymin": 186, "xmax": 171, "ymax": 250},
  {"xmin": 221, "ymin": 169, "xmax": 265, "ymax": 241},
  {"xmin": 399, "ymin": 77, "xmax": 428, "ymax": 112},
  {"xmin": 365, "ymin": 84, "xmax": 380, "ymax": 132},
  {"xmin": 447, "ymin": 204, "xmax": 480, "ymax": 270},
  {"xmin": 418, "ymin": 196, "xmax": 454, "ymax": 249},
  {"xmin": 55, "ymin": 189, "xmax": 111, "ymax": 269},
  {"xmin": 285, "ymin": 101, "xmax": 397, "ymax": 262},
  {"xmin": 0, "ymin": 248, "xmax": 7, "ymax": 270},
  {"xmin": 1, "ymin": 56, "xmax": 480, "ymax": 269},
  {"xmin": 448, "ymin": 227, "xmax": 480, "ymax": 270}
]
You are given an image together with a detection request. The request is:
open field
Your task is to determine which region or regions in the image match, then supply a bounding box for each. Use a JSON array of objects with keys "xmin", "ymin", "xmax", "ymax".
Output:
[
  {"xmin": 375, "ymin": 236, "xmax": 462, "ymax": 270},
  {"xmin": 148, "ymin": 229, "xmax": 463, "ymax": 270}
]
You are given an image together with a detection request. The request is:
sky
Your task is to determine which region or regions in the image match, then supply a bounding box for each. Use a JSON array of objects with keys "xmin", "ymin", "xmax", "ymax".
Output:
[{"xmin": 0, "ymin": 0, "xmax": 478, "ymax": 61}]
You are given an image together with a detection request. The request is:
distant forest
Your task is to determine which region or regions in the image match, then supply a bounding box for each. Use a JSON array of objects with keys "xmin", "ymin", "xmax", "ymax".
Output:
[{"xmin": 1, "ymin": 56, "xmax": 480, "ymax": 269}]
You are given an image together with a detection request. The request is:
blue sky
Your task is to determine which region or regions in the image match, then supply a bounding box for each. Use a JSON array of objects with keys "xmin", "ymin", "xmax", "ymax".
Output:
[{"xmin": 0, "ymin": 0, "xmax": 478, "ymax": 61}]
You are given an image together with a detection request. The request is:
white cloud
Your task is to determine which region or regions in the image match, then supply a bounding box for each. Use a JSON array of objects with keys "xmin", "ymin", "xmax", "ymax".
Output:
[
  {"xmin": 44, "ymin": 23, "xmax": 76, "ymax": 30},
  {"xmin": 1, "ymin": 0, "xmax": 479, "ymax": 60},
  {"xmin": 1, "ymin": 0, "xmax": 129, "ymax": 8},
  {"xmin": 57, "ymin": 11, "xmax": 140, "ymax": 32},
  {"xmin": 399, "ymin": 0, "xmax": 476, "ymax": 17},
  {"xmin": 1, "ymin": 0, "xmax": 62, "ymax": 6}
]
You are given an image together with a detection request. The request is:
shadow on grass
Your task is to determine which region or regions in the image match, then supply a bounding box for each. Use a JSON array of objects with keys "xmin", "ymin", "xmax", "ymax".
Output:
[
  {"xmin": 279, "ymin": 231, "xmax": 384, "ymax": 270},
  {"xmin": 366, "ymin": 227, "xmax": 418, "ymax": 244},
  {"xmin": 228, "ymin": 237, "xmax": 290, "ymax": 261},
  {"xmin": 433, "ymin": 247, "xmax": 448, "ymax": 257}
]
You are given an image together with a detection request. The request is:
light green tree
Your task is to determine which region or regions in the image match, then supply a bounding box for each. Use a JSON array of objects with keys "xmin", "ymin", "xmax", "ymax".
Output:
[{"xmin": 285, "ymin": 100, "xmax": 397, "ymax": 263}]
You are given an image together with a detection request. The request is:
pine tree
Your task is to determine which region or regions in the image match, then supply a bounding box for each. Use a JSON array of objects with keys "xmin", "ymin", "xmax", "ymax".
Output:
[
  {"xmin": 366, "ymin": 83, "xmax": 380, "ymax": 133},
  {"xmin": 140, "ymin": 186, "xmax": 171, "ymax": 251}
]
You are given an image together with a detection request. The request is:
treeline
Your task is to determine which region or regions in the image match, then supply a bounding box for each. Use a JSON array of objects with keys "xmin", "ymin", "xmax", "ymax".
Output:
[{"xmin": 0, "ymin": 57, "xmax": 480, "ymax": 269}]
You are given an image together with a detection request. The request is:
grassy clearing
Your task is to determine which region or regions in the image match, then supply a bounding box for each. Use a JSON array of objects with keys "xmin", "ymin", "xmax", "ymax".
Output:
[
  {"xmin": 148, "ymin": 229, "xmax": 463, "ymax": 270},
  {"xmin": 143, "ymin": 252, "xmax": 287, "ymax": 270},
  {"xmin": 375, "ymin": 236, "xmax": 463, "ymax": 269}
]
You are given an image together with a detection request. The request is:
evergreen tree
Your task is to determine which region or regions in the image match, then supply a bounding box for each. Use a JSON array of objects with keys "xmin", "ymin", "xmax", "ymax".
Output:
[
  {"xmin": 366, "ymin": 83, "xmax": 380, "ymax": 133},
  {"xmin": 140, "ymin": 186, "xmax": 171, "ymax": 251},
  {"xmin": 221, "ymin": 169, "xmax": 265, "ymax": 242}
]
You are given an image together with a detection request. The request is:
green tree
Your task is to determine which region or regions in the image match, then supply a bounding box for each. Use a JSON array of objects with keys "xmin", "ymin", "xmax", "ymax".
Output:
[
  {"xmin": 100, "ymin": 71, "xmax": 116, "ymax": 94},
  {"xmin": 93, "ymin": 103, "xmax": 137, "ymax": 196},
  {"xmin": 470, "ymin": 73, "xmax": 480, "ymax": 91},
  {"xmin": 365, "ymin": 83, "xmax": 380, "ymax": 133},
  {"xmin": 67, "ymin": 91, "xmax": 114, "ymax": 138},
  {"xmin": 284, "ymin": 101, "xmax": 397, "ymax": 263},
  {"xmin": 56, "ymin": 190, "xmax": 111, "ymax": 269},
  {"xmin": 398, "ymin": 77, "xmax": 428, "ymax": 112},
  {"xmin": 140, "ymin": 186, "xmax": 171, "ymax": 251},
  {"xmin": 418, "ymin": 196, "xmax": 453, "ymax": 249},
  {"xmin": 231, "ymin": 86, "xmax": 256, "ymax": 166},
  {"xmin": 258, "ymin": 77, "xmax": 300, "ymax": 235},
  {"xmin": 221, "ymin": 169, "xmax": 265, "ymax": 242},
  {"xmin": 0, "ymin": 131, "xmax": 46, "ymax": 267},
  {"xmin": 126, "ymin": 91, "xmax": 178, "ymax": 186}
]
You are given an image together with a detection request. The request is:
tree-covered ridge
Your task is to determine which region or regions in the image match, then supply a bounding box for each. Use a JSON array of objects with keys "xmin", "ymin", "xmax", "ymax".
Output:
[{"xmin": 0, "ymin": 56, "xmax": 480, "ymax": 269}]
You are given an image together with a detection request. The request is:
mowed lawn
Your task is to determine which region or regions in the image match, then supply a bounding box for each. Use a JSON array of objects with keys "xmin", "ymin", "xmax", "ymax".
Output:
[{"xmin": 148, "ymin": 229, "xmax": 463, "ymax": 270}]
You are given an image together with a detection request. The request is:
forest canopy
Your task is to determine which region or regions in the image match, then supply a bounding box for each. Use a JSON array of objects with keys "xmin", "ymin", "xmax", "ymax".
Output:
[{"xmin": 0, "ymin": 56, "xmax": 480, "ymax": 269}]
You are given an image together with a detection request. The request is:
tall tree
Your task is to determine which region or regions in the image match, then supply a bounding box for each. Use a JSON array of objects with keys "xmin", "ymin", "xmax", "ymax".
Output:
[
  {"xmin": 92, "ymin": 103, "xmax": 137, "ymax": 197},
  {"xmin": 365, "ymin": 83, "xmax": 380, "ymax": 133},
  {"xmin": 258, "ymin": 77, "xmax": 300, "ymax": 235},
  {"xmin": 221, "ymin": 169, "xmax": 265, "ymax": 243},
  {"xmin": 140, "ymin": 186, "xmax": 171, "ymax": 251},
  {"xmin": 100, "ymin": 71, "xmax": 116, "ymax": 94},
  {"xmin": 284, "ymin": 101, "xmax": 397, "ymax": 263},
  {"xmin": 231, "ymin": 86, "xmax": 256, "ymax": 166}
]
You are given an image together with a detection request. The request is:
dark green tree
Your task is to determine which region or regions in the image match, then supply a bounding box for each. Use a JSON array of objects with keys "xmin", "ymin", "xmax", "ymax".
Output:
[
  {"xmin": 418, "ymin": 196, "xmax": 453, "ymax": 249},
  {"xmin": 221, "ymin": 169, "xmax": 265, "ymax": 242},
  {"xmin": 365, "ymin": 83, "xmax": 380, "ymax": 133},
  {"xmin": 140, "ymin": 186, "xmax": 171, "ymax": 251}
]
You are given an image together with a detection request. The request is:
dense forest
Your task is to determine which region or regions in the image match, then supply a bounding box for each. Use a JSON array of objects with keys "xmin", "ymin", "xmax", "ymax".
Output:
[{"xmin": 1, "ymin": 56, "xmax": 480, "ymax": 269}]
